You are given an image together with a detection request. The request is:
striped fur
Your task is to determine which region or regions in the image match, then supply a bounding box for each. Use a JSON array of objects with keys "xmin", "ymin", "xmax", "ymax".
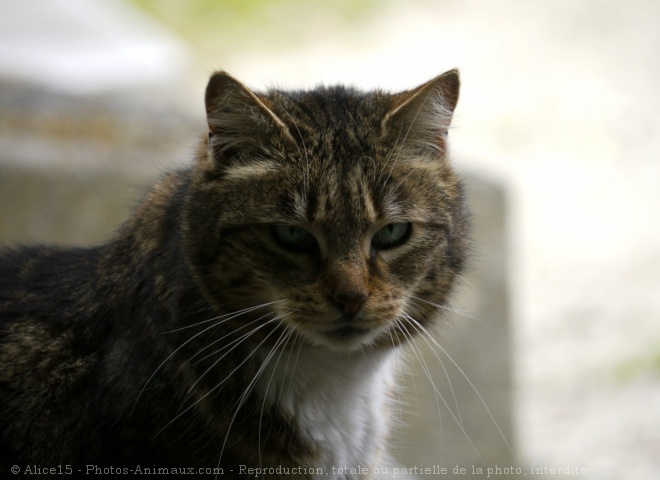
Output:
[{"xmin": 0, "ymin": 70, "xmax": 468, "ymax": 478}]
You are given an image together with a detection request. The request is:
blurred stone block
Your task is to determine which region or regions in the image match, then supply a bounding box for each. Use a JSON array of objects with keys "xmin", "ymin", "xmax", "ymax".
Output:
[{"xmin": 0, "ymin": 81, "xmax": 202, "ymax": 246}]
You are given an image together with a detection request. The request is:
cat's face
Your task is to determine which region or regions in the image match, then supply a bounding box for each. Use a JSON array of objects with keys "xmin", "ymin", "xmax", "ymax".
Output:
[{"xmin": 183, "ymin": 71, "xmax": 468, "ymax": 352}]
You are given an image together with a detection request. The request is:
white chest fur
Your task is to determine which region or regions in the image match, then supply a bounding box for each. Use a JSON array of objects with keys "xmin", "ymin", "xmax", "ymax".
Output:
[{"xmin": 255, "ymin": 347, "xmax": 399, "ymax": 479}]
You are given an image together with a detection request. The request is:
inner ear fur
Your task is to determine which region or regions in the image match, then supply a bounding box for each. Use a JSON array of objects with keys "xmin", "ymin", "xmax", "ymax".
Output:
[
  {"xmin": 382, "ymin": 69, "xmax": 460, "ymax": 155},
  {"xmin": 204, "ymin": 71, "xmax": 294, "ymax": 160}
]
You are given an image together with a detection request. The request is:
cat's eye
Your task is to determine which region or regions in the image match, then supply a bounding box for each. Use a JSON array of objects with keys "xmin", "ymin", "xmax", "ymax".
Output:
[
  {"xmin": 272, "ymin": 225, "xmax": 316, "ymax": 252},
  {"xmin": 371, "ymin": 222, "xmax": 412, "ymax": 249}
]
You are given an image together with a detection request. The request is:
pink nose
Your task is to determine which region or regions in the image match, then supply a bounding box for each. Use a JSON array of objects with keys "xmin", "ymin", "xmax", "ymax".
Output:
[{"xmin": 332, "ymin": 294, "xmax": 369, "ymax": 316}]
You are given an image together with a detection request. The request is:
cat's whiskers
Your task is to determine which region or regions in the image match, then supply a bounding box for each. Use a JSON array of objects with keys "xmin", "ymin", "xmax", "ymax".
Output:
[
  {"xmin": 188, "ymin": 311, "xmax": 279, "ymax": 366},
  {"xmin": 163, "ymin": 300, "xmax": 283, "ymax": 334},
  {"xmin": 383, "ymin": 323, "xmax": 412, "ymax": 445},
  {"xmin": 386, "ymin": 320, "xmax": 403, "ymax": 371},
  {"xmin": 400, "ymin": 311, "xmax": 463, "ymax": 427},
  {"xmin": 186, "ymin": 313, "xmax": 288, "ymax": 394},
  {"xmin": 454, "ymin": 273, "xmax": 476, "ymax": 289},
  {"xmin": 155, "ymin": 313, "xmax": 290, "ymax": 439},
  {"xmin": 410, "ymin": 294, "xmax": 483, "ymax": 322},
  {"xmin": 275, "ymin": 324, "xmax": 303, "ymax": 409},
  {"xmin": 174, "ymin": 311, "xmax": 284, "ymax": 380},
  {"xmin": 280, "ymin": 323, "xmax": 305, "ymax": 408},
  {"xmin": 388, "ymin": 317, "xmax": 422, "ymax": 415},
  {"xmin": 402, "ymin": 312, "xmax": 513, "ymax": 455},
  {"xmin": 215, "ymin": 319, "xmax": 294, "ymax": 475},
  {"xmin": 256, "ymin": 326, "xmax": 298, "ymax": 474},
  {"xmin": 394, "ymin": 315, "xmax": 449, "ymax": 465},
  {"xmin": 131, "ymin": 301, "xmax": 283, "ymax": 413}
]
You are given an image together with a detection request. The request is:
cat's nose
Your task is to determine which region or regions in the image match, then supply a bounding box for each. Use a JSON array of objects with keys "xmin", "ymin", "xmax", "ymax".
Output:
[{"xmin": 331, "ymin": 293, "xmax": 369, "ymax": 317}]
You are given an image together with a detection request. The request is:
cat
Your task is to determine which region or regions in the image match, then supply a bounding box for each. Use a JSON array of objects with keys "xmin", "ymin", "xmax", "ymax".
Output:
[{"xmin": 0, "ymin": 69, "xmax": 468, "ymax": 479}]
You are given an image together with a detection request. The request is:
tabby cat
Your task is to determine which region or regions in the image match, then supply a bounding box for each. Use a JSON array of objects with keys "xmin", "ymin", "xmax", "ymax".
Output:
[{"xmin": 0, "ymin": 69, "xmax": 468, "ymax": 479}]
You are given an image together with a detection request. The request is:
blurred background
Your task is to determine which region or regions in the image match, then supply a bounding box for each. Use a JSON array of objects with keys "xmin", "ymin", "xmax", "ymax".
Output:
[{"xmin": 1, "ymin": 0, "xmax": 659, "ymax": 478}]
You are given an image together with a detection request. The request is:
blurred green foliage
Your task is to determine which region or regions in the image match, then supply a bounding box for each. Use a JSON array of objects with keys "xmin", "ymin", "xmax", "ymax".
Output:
[
  {"xmin": 129, "ymin": 0, "xmax": 380, "ymax": 59},
  {"xmin": 613, "ymin": 346, "xmax": 660, "ymax": 382}
]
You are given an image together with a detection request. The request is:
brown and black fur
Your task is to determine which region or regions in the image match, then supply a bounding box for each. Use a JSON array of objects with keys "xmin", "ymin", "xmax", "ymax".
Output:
[{"xmin": 0, "ymin": 70, "xmax": 469, "ymax": 478}]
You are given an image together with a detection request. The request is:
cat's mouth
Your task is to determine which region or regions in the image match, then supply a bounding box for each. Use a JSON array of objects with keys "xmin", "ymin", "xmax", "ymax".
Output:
[
  {"xmin": 323, "ymin": 325, "xmax": 371, "ymax": 340},
  {"xmin": 313, "ymin": 323, "xmax": 380, "ymax": 351}
]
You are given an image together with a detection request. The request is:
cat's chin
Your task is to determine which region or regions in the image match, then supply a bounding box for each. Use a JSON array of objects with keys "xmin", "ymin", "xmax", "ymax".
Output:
[{"xmin": 301, "ymin": 325, "xmax": 386, "ymax": 353}]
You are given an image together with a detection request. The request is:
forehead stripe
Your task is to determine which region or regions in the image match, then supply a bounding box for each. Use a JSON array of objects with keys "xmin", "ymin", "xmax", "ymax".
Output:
[{"xmin": 223, "ymin": 161, "xmax": 278, "ymax": 180}]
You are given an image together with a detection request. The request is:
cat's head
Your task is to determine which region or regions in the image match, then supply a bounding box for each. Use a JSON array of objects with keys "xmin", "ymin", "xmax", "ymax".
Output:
[{"xmin": 182, "ymin": 70, "xmax": 468, "ymax": 352}]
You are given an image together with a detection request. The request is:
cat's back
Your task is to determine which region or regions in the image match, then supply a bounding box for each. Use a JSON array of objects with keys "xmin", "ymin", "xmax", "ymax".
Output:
[
  {"xmin": 0, "ymin": 246, "xmax": 104, "ymax": 448},
  {"xmin": 0, "ymin": 244, "xmax": 104, "ymax": 377},
  {"xmin": 0, "ymin": 245, "xmax": 100, "ymax": 325}
]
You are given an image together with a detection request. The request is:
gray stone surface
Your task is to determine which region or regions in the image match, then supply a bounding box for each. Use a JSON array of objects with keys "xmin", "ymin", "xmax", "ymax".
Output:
[{"xmin": 0, "ymin": 80, "xmax": 202, "ymax": 246}]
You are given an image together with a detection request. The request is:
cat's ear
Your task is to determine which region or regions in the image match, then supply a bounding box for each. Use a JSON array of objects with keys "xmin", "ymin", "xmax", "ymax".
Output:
[
  {"xmin": 204, "ymin": 71, "xmax": 294, "ymax": 163},
  {"xmin": 382, "ymin": 69, "xmax": 460, "ymax": 156}
]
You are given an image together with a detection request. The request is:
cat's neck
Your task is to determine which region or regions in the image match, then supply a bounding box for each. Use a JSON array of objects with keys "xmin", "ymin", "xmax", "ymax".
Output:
[{"xmin": 256, "ymin": 346, "xmax": 399, "ymax": 478}]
